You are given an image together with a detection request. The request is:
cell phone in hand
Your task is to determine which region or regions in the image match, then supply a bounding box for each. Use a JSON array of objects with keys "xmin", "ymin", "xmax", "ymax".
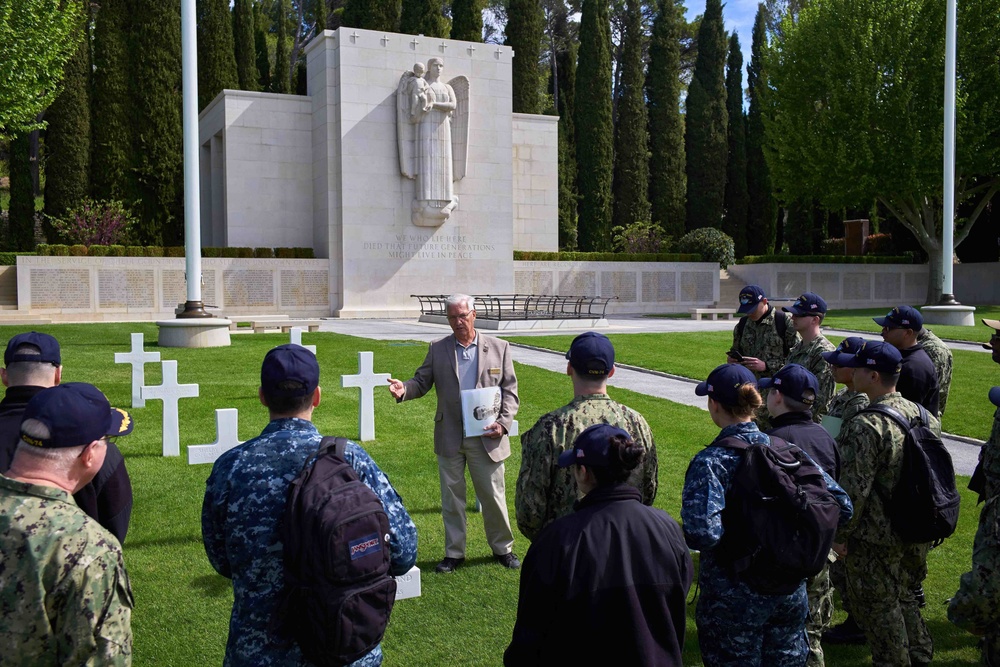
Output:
[{"xmin": 727, "ymin": 349, "xmax": 744, "ymax": 362}]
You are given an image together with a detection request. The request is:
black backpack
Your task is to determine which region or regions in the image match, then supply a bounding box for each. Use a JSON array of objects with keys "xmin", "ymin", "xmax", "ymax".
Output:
[
  {"xmin": 735, "ymin": 308, "xmax": 793, "ymax": 359},
  {"xmin": 862, "ymin": 403, "xmax": 961, "ymax": 544},
  {"xmin": 716, "ymin": 436, "xmax": 842, "ymax": 595},
  {"xmin": 273, "ymin": 437, "xmax": 397, "ymax": 667}
]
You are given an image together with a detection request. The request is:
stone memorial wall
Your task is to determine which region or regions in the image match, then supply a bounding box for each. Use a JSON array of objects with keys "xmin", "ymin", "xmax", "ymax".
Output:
[{"xmin": 727, "ymin": 263, "xmax": 930, "ymax": 308}]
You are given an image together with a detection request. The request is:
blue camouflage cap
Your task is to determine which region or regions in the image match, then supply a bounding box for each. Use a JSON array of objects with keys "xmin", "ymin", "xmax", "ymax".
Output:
[
  {"xmin": 557, "ymin": 423, "xmax": 632, "ymax": 468},
  {"xmin": 758, "ymin": 364, "xmax": 819, "ymax": 405},
  {"xmin": 783, "ymin": 292, "xmax": 828, "ymax": 316},
  {"xmin": 261, "ymin": 344, "xmax": 320, "ymax": 398},
  {"xmin": 695, "ymin": 363, "xmax": 758, "ymax": 406},
  {"xmin": 737, "ymin": 285, "xmax": 767, "ymax": 314},
  {"xmin": 20, "ymin": 383, "xmax": 133, "ymax": 449},
  {"xmin": 840, "ymin": 339, "xmax": 903, "ymax": 374},
  {"xmin": 821, "ymin": 336, "xmax": 867, "ymax": 366},
  {"xmin": 873, "ymin": 305, "xmax": 923, "ymax": 331}
]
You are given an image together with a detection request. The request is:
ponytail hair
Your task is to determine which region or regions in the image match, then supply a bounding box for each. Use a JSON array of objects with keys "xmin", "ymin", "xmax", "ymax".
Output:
[
  {"xmin": 715, "ymin": 383, "xmax": 763, "ymax": 420},
  {"xmin": 590, "ymin": 432, "xmax": 646, "ymax": 486}
]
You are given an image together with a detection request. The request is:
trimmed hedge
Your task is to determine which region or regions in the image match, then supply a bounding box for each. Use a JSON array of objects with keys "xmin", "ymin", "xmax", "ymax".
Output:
[
  {"xmin": 513, "ymin": 251, "xmax": 702, "ymax": 262},
  {"xmin": 0, "ymin": 252, "xmax": 35, "ymax": 265},
  {"xmin": 737, "ymin": 254, "xmax": 918, "ymax": 264},
  {"xmin": 31, "ymin": 245, "xmax": 318, "ymax": 259}
]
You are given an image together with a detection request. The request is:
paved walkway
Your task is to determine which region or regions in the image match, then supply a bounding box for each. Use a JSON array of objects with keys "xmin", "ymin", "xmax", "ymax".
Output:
[{"xmin": 316, "ymin": 315, "xmax": 986, "ymax": 475}]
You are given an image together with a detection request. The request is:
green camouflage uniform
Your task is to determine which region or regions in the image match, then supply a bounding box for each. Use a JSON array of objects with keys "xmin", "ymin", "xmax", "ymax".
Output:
[
  {"xmin": 917, "ymin": 328, "xmax": 953, "ymax": 416},
  {"xmin": 515, "ymin": 393, "xmax": 658, "ymax": 541},
  {"xmin": 949, "ymin": 403, "xmax": 1000, "ymax": 665},
  {"xmin": 0, "ymin": 475, "xmax": 133, "ymax": 666},
  {"xmin": 786, "ymin": 334, "xmax": 837, "ymax": 422},
  {"xmin": 836, "ymin": 393, "xmax": 940, "ymax": 667},
  {"xmin": 734, "ymin": 307, "xmax": 800, "ymax": 430}
]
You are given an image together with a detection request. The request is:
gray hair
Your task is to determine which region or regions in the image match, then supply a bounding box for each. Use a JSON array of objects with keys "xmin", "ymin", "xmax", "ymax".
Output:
[
  {"xmin": 15, "ymin": 418, "xmax": 85, "ymax": 474},
  {"xmin": 4, "ymin": 344, "xmax": 59, "ymax": 387},
  {"xmin": 445, "ymin": 293, "xmax": 475, "ymax": 312}
]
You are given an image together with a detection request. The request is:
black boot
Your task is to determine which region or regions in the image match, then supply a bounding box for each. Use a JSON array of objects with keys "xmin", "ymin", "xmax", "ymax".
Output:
[{"xmin": 823, "ymin": 615, "xmax": 866, "ymax": 645}]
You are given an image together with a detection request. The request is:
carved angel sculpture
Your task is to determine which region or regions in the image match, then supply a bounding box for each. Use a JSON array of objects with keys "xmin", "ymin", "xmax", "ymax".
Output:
[{"xmin": 396, "ymin": 58, "xmax": 469, "ymax": 227}]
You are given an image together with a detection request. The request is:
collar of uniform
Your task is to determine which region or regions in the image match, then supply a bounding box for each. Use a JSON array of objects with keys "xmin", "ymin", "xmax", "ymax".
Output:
[
  {"xmin": 572, "ymin": 482, "xmax": 641, "ymax": 512},
  {"xmin": 768, "ymin": 410, "xmax": 814, "ymax": 428},
  {"xmin": 869, "ymin": 391, "xmax": 903, "ymax": 406},
  {"xmin": 261, "ymin": 417, "xmax": 319, "ymax": 436},
  {"xmin": 0, "ymin": 384, "xmax": 47, "ymax": 410},
  {"xmin": 455, "ymin": 332, "xmax": 478, "ymax": 350},
  {"xmin": 0, "ymin": 474, "xmax": 75, "ymax": 504},
  {"xmin": 712, "ymin": 420, "xmax": 763, "ymax": 446},
  {"xmin": 571, "ymin": 393, "xmax": 612, "ymax": 404}
]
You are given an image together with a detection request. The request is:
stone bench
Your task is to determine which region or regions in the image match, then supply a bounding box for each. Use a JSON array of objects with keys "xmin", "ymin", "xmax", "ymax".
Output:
[
  {"xmin": 251, "ymin": 319, "xmax": 322, "ymax": 334},
  {"xmin": 227, "ymin": 315, "xmax": 289, "ymax": 331},
  {"xmin": 690, "ymin": 308, "xmax": 739, "ymax": 321}
]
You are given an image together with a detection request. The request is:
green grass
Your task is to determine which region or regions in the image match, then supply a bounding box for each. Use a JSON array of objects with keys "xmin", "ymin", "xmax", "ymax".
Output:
[
  {"xmin": 822, "ymin": 306, "xmax": 1000, "ymax": 344},
  {"xmin": 0, "ymin": 324, "xmax": 986, "ymax": 665}
]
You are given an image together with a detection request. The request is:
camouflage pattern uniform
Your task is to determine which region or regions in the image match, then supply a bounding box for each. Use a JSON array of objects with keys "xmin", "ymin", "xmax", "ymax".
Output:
[
  {"xmin": 734, "ymin": 307, "xmax": 800, "ymax": 430},
  {"xmin": 0, "ymin": 475, "xmax": 133, "ymax": 666},
  {"xmin": 682, "ymin": 422, "xmax": 852, "ymax": 666},
  {"xmin": 836, "ymin": 393, "xmax": 940, "ymax": 666},
  {"xmin": 515, "ymin": 393, "xmax": 658, "ymax": 541},
  {"xmin": 917, "ymin": 328, "xmax": 953, "ymax": 416},
  {"xmin": 949, "ymin": 403, "xmax": 1000, "ymax": 665},
  {"xmin": 202, "ymin": 418, "xmax": 418, "ymax": 667},
  {"xmin": 786, "ymin": 335, "xmax": 837, "ymax": 422}
]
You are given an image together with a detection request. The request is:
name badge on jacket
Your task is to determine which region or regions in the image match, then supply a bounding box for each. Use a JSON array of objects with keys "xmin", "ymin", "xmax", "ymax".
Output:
[{"xmin": 489, "ymin": 367, "xmax": 501, "ymax": 376}]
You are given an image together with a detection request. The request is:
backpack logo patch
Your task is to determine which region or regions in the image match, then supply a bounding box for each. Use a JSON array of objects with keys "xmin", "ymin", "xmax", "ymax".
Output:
[{"xmin": 350, "ymin": 533, "xmax": 382, "ymax": 560}]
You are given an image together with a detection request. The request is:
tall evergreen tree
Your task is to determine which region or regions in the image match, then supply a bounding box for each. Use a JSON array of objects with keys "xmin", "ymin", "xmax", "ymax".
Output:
[
  {"xmin": 197, "ymin": 0, "xmax": 238, "ymax": 109},
  {"xmin": 746, "ymin": 3, "xmax": 776, "ymax": 254},
  {"xmin": 130, "ymin": 0, "xmax": 184, "ymax": 244},
  {"xmin": 611, "ymin": 0, "xmax": 651, "ymax": 231},
  {"xmin": 574, "ymin": 0, "xmax": 614, "ymax": 250},
  {"xmin": 7, "ymin": 133, "xmax": 36, "ymax": 250},
  {"xmin": 450, "ymin": 0, "xmax": 482, "ymax": 42},
  {"xmin": 684, "ymin": 0, "xmax": 727, "ymax": 230},
  {"xmin": 92, "ymin": 0, "xmax": 136, "ymax": 203},
  {"xmin": 723, "ymin": 33, "xmax": 749, "ymax": 256},
  {"xmin": 646, "ymin": 0, "xmax": 686, "ymax": 239},
  {"xmin": 254, "ymin": 4, "xmax": 272, "ymax": 92},
  {"xmin": 401, "ymin": 0, "xmax": 446, "ymax": 36},
  {"xmin": 44, "ymin": 3, "xmax": 90, "ymax": 222},
  {"xmin": 506, "ymin": 0, "xmax": 544, "ymax": 114},
  {"xmin": 553, "ymin": 10, "xmax": 578, "ymax": 249},
  {"xmin": 233, "ymin": 0, "xmax": 260, "ymax": 91},
  {"xmin": 273, "ymin": 0, "xmax": 291, "ymax": 93},
  {"xmin": 341, "ymin": 0, "xmax": 401, "ymax": 31},
  {"xmin": 315, "ymin": 0, "xmax": 327, "ymax": 30}
]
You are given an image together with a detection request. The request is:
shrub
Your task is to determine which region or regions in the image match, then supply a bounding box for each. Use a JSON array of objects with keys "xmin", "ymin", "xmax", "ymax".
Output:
[
  {"xmin": 36, "ymin": 244, "xmax": 50, "ymax": 256},
  {"xmin": 164, "ymin": 246, "xmax": 185, "ymax": 257},
  {"xmin": 125, "ymin": 246, "xmax": 145, "ymax": 257},
  {"xmin": 202, "ymin": 247, "xmax": 223, "ymax": 258},
  {"xmin": 865, "ymin": 233, "xmax": 894, "ymax": 255},
  {"xmin": 512, "ymin": 251, "xmax": 702, "ymax": 262},
  {"xmin": 107, "ymin": 245, "xmax": 125, "ymax": 257},
  {"xmin": 144, "ymin": 246, "xmax": 163, "ymax": 257},
  {"xmin": 235, "ymin": 247, "xmax": 254, "ymax": 258},
  {"xmin": 821, "ymin": 238, "xmax": 845, "ymax": 255},
  {"xmin": 611, "ymin": 221, "xmax": 672, "ymax": 254},
  {"xmin": 292, "ymin": 247, "xmax": 315, "ymax": 259},
  {"xmin": 0, "ymin": 252, "xmax": 33, "ymax": 265},
  {"xmin": 69, "ymin": 244, "xmax": 88, "ymax": 256},
  {"xmin": 676, "ymin": 227, "xmax": 736, "ymax": 269},
  {"xmin": 88, "ymin": 245, "xmax": 110, "ymax": 257},
  {"xmin": 253, "ymin": 247, "xmax": 274, "ymax": 258},
  {"xmin": 737, "ymin": 254, "xmax": 917, "ymax": 265},
  {"xmin": 48, "ymin": 199, "xmax": 138, "ymax": 246},
  {"xmin": 275, "ymin": 247, "xmax": 296, "ymax": 258},
  {"xmin": 50, "ymin": 245, "xmax": 70, "ymax": 256}
]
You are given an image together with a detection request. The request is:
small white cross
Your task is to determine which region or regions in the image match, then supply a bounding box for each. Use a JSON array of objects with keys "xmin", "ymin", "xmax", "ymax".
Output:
[
  {"xmin": 467, "ymin": 44, "xmax": 476, "ymax": 55},
  {"xmin": 114, "ymin": 333, "xmax": 160, "ymax": 408},
  {"xmin": 288, "ymin": 328, "xmax": 317, "ymax": 354},
  {"xmin": 439, "ymin": 42, "xmax": 448, "ymax": 52},
  {"xmin": 495, "ymin": 47, "xmax": 503, "ymax": 59},
  {"xmin": 381, "ymin": 34, "xmax": 390, "ymax": 46},
  {"xmin": 341, "ymin": 351, "xmax": 390, "ymax": 441},
  {"xmin": 350, "ymin": 30, "xmax": 360, "ymax": 43},
  {"xmin": 141, "ymin": 360, "xmax": 199, "ymax": 457},
  {"xmin": 188, "ymin": 409, "xmax": 244, "ymax": 465},
  {"xmin": 410, "ymin": 37, "xmax": 420, "ymax": 49}
]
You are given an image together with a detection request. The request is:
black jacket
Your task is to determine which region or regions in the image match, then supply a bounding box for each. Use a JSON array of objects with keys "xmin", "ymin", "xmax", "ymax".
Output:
[
  {"xmin": 505, "ymin": 484, "xmax": 693, "ymax": 667},
  {"xmin": 898, "ymin": 345, "xmax": 940, "ymax": 416},
  {"xmin": 767, "ymin": 410, "xmax": 841, "ymax": 480},
  {"xmin": 0, "ymin": 384, "xmax": 133, "ymax": 543}
]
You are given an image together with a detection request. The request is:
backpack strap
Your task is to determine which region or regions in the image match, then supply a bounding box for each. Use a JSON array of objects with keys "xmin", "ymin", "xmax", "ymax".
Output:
[
  {"xmin": 775, "ymin": 310, "xmax": 792, "ymax": 357},
  {"xmin": 319, "ymin": 436, "xmax": 350, "ymax": 459},
  {"xmin": 716, "ymin": 434, "xmax": 788, "ymax": 451},
  {"xmin": 861, "ymin": 403, "xmax": 911, "ymax": 432}
]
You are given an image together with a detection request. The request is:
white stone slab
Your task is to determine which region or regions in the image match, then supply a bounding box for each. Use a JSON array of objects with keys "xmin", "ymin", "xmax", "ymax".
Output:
[
  {"xmin": 341, "ymin": 351, "xmax": 390, "ymax": 442},
  {"xmin": 114, "ymin": 333, "xmax": 160, "ymax": 407},
  {"xmin": 141, "ymin": 360, "xmax": 200, "ymax": 457},
  {"xmin": 289, "ymin": 327, "xmax": 317, "ymax": 353},
  {"xmin": 188, "ymin": 408, "xmax": 244, "ymax": 465},
  {"xmin": 394, "ymin": 565, "xmax": 421, "ymax": 600}
]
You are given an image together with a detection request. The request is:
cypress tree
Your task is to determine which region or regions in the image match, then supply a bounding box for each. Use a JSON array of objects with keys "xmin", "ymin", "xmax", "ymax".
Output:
[
  {"xmin": 574, "ymin": 0, "xmax": 613, "ymax": 251},
  {"xmin": 506, "ymin": 0, "xmax": 544, "ymax": 114},
  {"xmin": 646, "ymin": 0, "xmax": 685, "ymax": 240},
  {"xmin": 233, "ymin": 0, "xmax": 260, "ymax": 91},
  {"xmin": 130, "ymin": 0, "xmax": 184, "ymax": 245},
  {"xmin": 723, "ymin": 33, "xmax": 749, "ymax": 257},
  {"xmin": 197, "ymin": 0, "xmax": 238, "ymax": 109},
  {"xmin": 401, "ymin": 0, "xmax": 446, "ymax": 37},
  {"xmin": 342, "ymin": 0, "xmax": 401, "ymax": 32},
  {"xmin": 746, "ymin": 3, "xmax": 776, "ymax": 254},
  {"xmin": 315, "ymin": 0, "xmax": 327, "ymax": 30},
  {"xmin": 611, "ymin": 0, "xmax": 651, "ymax": 231},
  {"xmin": 8, "ymin": 133, "xmax": 36, "ymax": 251},
  {"xmin": 450, "ymin": 0, "xmax": 482, "ymax": 42},
  {"xmin": 554, "ymin": 12, "xmax": 578, "ymax": 250},
  {"xmin": 44, "ymin": 3, "xmax": 90, "ymax": 222},
  {"xmin": 273, "ymin": 0, "xmax": 291, "ymax": 94},
  {"xmin": 684, "ymin": 0, "xmax": 727, "ymax": 230},
  {"xmin": 92, "ymin": 0, "xmax": 136, "ymax": 203},
  {"xmin": 254, "ymin": 4, "xmax": 272, "ymax": 92}
]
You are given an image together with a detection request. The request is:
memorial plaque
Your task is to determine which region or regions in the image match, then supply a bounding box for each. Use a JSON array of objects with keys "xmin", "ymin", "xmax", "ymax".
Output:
[
  {"xmin": 843, "ymin": 273, "xmax": 871, "ymax": 301},
  {"xmin": 224, "ymin": 269, "xmax": 275, "ymax": 307},
  {"xmin": 641, "ymin": 271, "xmax": 676, "ymax": 303},
  {"xmin": 811, "ymin": 272, "xmax": 840, "ymax": 301},
  {"xmin": 601, "ymin": 272, "xmax": 637, "ymax": 303},
  {"xmin": 557, "ymin": 270, "xmax": 595, "ymax": 296},
  {"xmin": 680, "ymin": 271, "xmax": 713, "ymax": 303},
  {"xmin": 30, "ymin": 268, "xmax": 91, "ymax": 309},
  {"xmin": 98, "ymin": 269, "xmax": 156, "ymax": 309},
  {"xmin": 514, "ymin": 271, "xmax": 552, "ymax": 295},
  {"xmin": 904, "ymin": 272, "xmax": 927, "ymax": 302},
  {"xmin": 280, "ymin": 270, "xmax": 330, "ymax": 307},
  {"xmin": 776, "ymin": 272, "xmax": 807, "ymax": 298},
  {"xmin": 873, "ymin": 272, "xmax": 901, "ymax": 301},
  {"xmin": 162, "ymin": 269, "xmax": 187, "ymax": 307}
]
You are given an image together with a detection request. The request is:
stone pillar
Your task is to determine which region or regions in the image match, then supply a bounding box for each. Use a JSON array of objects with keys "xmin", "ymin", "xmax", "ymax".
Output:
[{"xmin": 844, "ymin": 219, "xmax": 870, "ymax": 255}]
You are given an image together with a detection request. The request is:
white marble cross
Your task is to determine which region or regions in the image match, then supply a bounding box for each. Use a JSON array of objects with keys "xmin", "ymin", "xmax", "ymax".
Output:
[
  {"xmin": 141, "ymin": 360, "xmax": 200, "ymax": 457},
  {"xmin": 381, "ymin": 34, "xmax": 390, "ymax": 46},
  {"xmin": 114, "ymin": 333, "xmax": 160, "ymax": 407},
  {"xmin": 188, "ymin": 408, "xmax": 244, "ymax": 465},
  {"xmin": 410, "ymin": 37, "xmax": 420, "ymax": 49},
  {"xmin": 289, "ymin": 328, "xmax": 317, "ymax": 354},
  {"xmin": 341, "ymin": 351, "xmax": 390, "ymax": 442},
  {"xmin": 467, "ymin": 44, "xmax": 476, "ymax": 55}
]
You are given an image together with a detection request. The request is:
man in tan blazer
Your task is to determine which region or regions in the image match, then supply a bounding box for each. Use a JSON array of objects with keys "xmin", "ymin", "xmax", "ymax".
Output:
[{"xmin": 388, "ymin": 294, "xmax": 520, "ymax": 573}]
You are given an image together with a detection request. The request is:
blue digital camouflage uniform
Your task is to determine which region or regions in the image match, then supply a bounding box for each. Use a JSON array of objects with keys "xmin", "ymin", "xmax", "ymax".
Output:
[
  {"xmin": 202, "ymin": 418, "xmax": 418, "ymax": 667},
  {"xmin": 682, "ymin": 421, "xmax": 853, "ymax": 667},
  {"xmin": 0, "ymin": 475, "xmax": 133, "ymax": 666}
]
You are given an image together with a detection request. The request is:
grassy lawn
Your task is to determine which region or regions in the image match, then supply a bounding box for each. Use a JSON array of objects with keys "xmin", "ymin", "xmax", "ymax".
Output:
[
  {"xmin": 0, "ymin": 324, "xmax": 986, "ymax": 665},
  {"xmin": 507, "ymin": 331, "xmax": 998, "ymax": 441},
  {"xmin": 823, "ymin": 306, "xmax": 1000, "ymax": 344}
]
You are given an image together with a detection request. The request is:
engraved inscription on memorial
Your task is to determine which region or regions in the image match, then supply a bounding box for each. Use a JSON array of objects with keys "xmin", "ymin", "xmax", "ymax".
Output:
[
  {"xmin": 601, "ymin": 272, "xmax": 637, "ymax": 303},
  {"xmin": 680, "ymin": 271, "xmax": 713, "ymax": 303},
  {"xmin": 558, "ymin": 271, "xmax": 596, "ymax": 296},
  {"xmin": 31, "ymin": 269, "xmax": 91, "ymax": 309},
  {"xmin": 843, "ymin": 273, "xmax": 871, "ymax": 301},
  {"xmin": 904, "ymin": 272, "xmax": 927, "ymax": 302},
  {"xmin": 164, "ymin": 269, "xmax": 217, "ymax": 307},
  {"xmin": 224, "ymin": 269, "xmax": 275, "ymax": 307},
  {"xmin": 514, "ymin": 271, "xmax": 553, "ymax": 295},
  {"xmin": 776, "ymin": 272, "xmax": 807, "ymax": 298},
  {"xmin": 641, "ymin": 272, "xmax": 676, "ymax": 303},
  {"xmin": 873, "ymin": 272, "xmax": 901, "ymax": 301},
  {"xmin": 98, "ymin": 269, "xmax": 155, "ymax": 309},
  {"xmin": 364, "ymin": 233, "xmax": 496, "ymax": 261},
  {"xmin": 812, "ymin": 272, "xmax": 840, "ymax": 301},
  {"xmin": 280, "ymin": 270, "xmax": 330, "ymax": 307}
]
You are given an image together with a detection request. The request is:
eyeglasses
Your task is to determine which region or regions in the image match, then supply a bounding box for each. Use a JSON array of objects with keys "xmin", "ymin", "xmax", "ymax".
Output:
[{"xmin": 447, "ymin": 311, "xmax": 472, "ymax": 322}]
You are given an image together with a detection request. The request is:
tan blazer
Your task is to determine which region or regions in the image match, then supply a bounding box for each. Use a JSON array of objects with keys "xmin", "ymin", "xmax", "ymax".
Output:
[{"xmin": 401, "ymin": 333, "xmax": 519, "ymax": 462}]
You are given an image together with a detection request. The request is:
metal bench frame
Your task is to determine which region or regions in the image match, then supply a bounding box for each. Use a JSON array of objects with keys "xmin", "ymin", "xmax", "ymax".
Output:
[{"xmin": 412, "ymin": 294, "xmax": 616, "ymax": 321}]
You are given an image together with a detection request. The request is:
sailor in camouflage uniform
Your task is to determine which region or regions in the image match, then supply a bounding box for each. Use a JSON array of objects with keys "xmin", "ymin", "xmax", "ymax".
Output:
[
  {"xmin": 834, "ymin": 341, "xmax": 938, "ymax": 666},
  {"xmin": 515, "ymin": 332, "xmax": 657, "ymax": 541},
  {"xmin": 682, "ymin": 364, "xmax": 852, "ymax": 667},
  {"xmin": 948, "ymin": 318, "xmax": 1000, "ymax": 666},
  {"xmin": 783, "ymin": 293, "xmax": 837, "ymax": 422},
  {"xmin": 917, "ymin": 326, "xmax": 954, "ymax": 416},
  {"xmin": 0, "ymin": 383, "xmax": 134, "ymax": 666},
  {"xmin": 202, "ymin": 345, "xmax": 417, "ymax": 667}
]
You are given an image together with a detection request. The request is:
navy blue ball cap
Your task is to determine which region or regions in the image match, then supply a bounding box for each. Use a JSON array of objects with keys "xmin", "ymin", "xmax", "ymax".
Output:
[
  {"xmin": 695, "ymin": 363, "xmax": 758, "ymax": 405},
  {"xmin": 840, "ymin": 339, "xmax": 903, "ymax": 374},
  {"xmin": 20, "ymin": 383, "xmax": 133, "ymax": 449},
  {"xmin": 261, "ymin": 344, "xmax": 320, "ymax": 398},
  {"xmin": 565, "ymin": 331, "xmax": 615, "ymax": 376},
  {"xmin": 822, "ymin": 336, "xmax": 867, "ymax": 366},
  {"xmin": 4, "ymin": 332, "xmax": 61, "ymax": 366},
  {"xmin": 990, "ymin": 387, "xmax": 1000, "ymax": 408},
  {"xmin": 873, "ymin": 305, "xmax": 923, "ymax": 331},
  {"xmin": 557, "ymin": 423, "xmax": 631, "ymax": 468},
  {"xmin": 783, "ymin": 292, "xmax": 828, "ymax": 316},
  {"xmin": 737, "ymin": 285, "xmax": 767, "ymax": 314},
  {"xmin": 758, "ymin": 364, "xmax": 819, "ymax": 404}
]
